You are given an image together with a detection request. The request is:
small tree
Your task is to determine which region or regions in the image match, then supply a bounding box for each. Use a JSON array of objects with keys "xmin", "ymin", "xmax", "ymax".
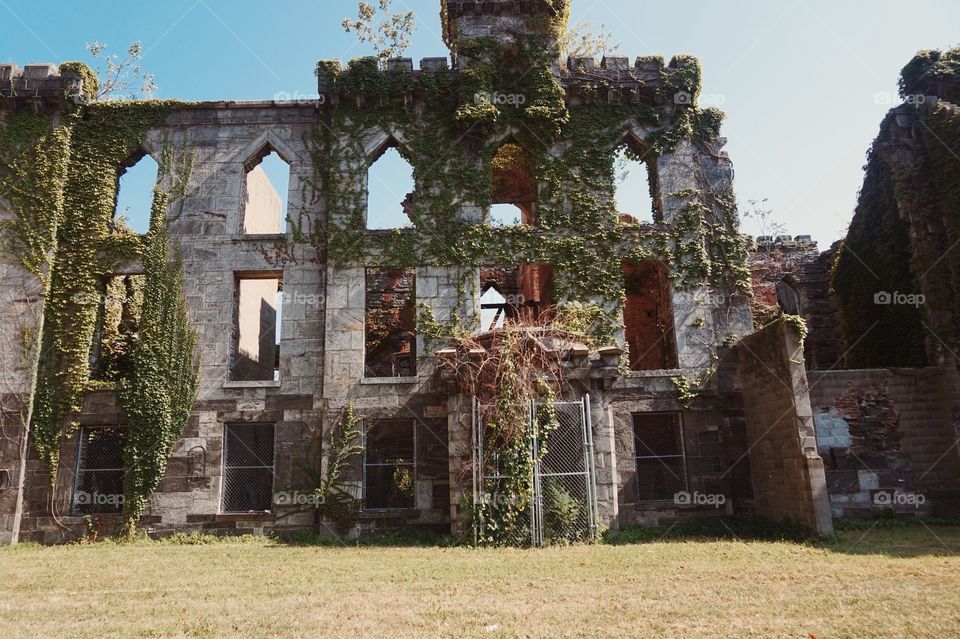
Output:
[
  {"xmin": 561, "ymin": 21, "xmax": 620, "ymax": 59},
  {"xmin": 743, "ymin": 198, "xmax": 786, "ymax": 239},
  {"xmin": 85, "ymin": 40, "xmax": 157, "ymax": 100},
  {"xmin": 342, "ymin": 0, "xmax": 416, "ymax": 64}
]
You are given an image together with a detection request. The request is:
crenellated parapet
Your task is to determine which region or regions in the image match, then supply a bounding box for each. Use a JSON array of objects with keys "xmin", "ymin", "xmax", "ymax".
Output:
[
  {"xmin": 316, "ymin": 53, "xmax": 701, "ymax": 108},
  {"xmin": 0, "ymin": 62, "xmax": 95, "ymax": 111}
]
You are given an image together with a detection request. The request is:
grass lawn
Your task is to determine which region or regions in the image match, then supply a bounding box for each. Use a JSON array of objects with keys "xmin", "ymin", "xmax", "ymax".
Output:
[{"xmin": 1, "ymin": 525, "xmax": 959, "ymax": 638}]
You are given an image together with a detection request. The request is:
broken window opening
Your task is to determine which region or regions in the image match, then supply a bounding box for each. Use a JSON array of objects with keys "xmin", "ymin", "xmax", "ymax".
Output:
[
  {"xmin": 365, "ymin": 267, "xmax": 416, "ymax": 377},
  {"xmin": 367, "ymin": 142, "xmax": 415, "ymax": 230},
  {"xmin": 72, "ymin": 427, "xmax": 126, "ymax": 515},
  {"xmin": 114, "ymin": 151, "xmax": 159, "ymax": 234},
  {"xmin": 222, "ymin": 423, "xmax": 275, "ymax": 513},
  {"xmin": 89, "ymin": 274, "xmax": 146, "ymax": 382},
  {"xmin": 363, "ymin": 419, "xmax": 416, "ymax": 510},
  {"xmin": 230, "ymin": 275, "xmax": 282, "ymax": 381},
  {"xmin": 490, "ymin": 142, "xmax": 536, "ymax": 225},
  {"xmin": 776, "ymin": 276, "xmax": 802, "ymax": 316},
  {"xmin": 623, "ymin": 261, "xmax": 677, "ymax": 371},
  {"xmin": 479, "ymin": 264, "xmax": 554, "ymax": 331},
  {"xmin": 615, "ymin": 140, "xmax": 661, "ymax": 224},
  {"xmin": 242, "ymin": 147, "xmax": 290, "ymax": 234},
  {"xmin": 633, "ymin": 413, "xmax": 687, "ymax": 502}
]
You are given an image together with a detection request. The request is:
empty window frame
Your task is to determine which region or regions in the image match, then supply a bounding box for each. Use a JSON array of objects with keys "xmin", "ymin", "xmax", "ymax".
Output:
[
  {"xmin": 623, "ymin": 261, "xmax": 677, "ymax": 371},
  {"xmin": 479, "ymin": 264, "xmax": 553, "ymax": 330},
  {"xmin": 367, "ymin": 142, "xmax": 415, "ymax": 230},
  {"xmin": 633, "ymin": 413, "xmax": 687, "ymax": 502},
  {"xmin": 231, "ymin": 275, "xmax": 282, "ymax": 381},
  {"xmin": 89, "ymin": 274, "xmax": 145, "ymax": 382},
  {"xmin": 363, "ymin": 419, "xmax": 416, "ymax": 510},
  {"xmin": 72, "ymin": 427, "xmax": 126, "ymax": 515},
  {"xmin": 241, "ymin": 146, "xmax": 290, "ymax": 234},
  {"xmin": 365, "ymin": 267, "xmax": 416, "ymax": 377},
  {"xmin": 114, "ymin": 151, "xmax": 159, "ymax": 234},
  {"xmin": 490, "ymin": 142, "xmax": 536, "ymax": 225},
  {"xmin": 222, "ymin": 423, "xmax": 275, "ymax": 513}
]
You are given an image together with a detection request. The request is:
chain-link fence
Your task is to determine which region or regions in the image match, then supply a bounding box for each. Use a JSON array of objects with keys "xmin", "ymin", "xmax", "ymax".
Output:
[
  {"xmin": 222, "ymin": 423, "xmax": 275, "ymax": 513},
  {"xmin": 535, "ymin": 401, "xmax": 596, "ymax": 545},
  {"xmin": 363, "ymin": 420, "xmax": 416, "ymax": 510},
  {"xmin": 474, "ymin": 398, "xmax": 598, "ymax": 547},
  {"xmin": 633, "ymin": 412, "xmax": 687, "ymax": 502},
  {"xmin": 72, "ymin": 427, "xmax": 126, "ymax": 515}
]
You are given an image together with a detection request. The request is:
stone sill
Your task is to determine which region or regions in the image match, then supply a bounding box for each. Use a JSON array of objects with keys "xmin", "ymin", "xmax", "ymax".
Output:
[
  {"xmin": 357, "ymin": 509, "xmax": 420, "ymax": 519},
  {"xmin": 200, "ymin": 513, "xmax": 276, "ymax": 522},
  {"xmin": 360, "ymin": 376, "xmax": 419, "ymax": 385},
  {"xmin": 231, "ymin": 233, "xmax": 286, "ymax": 242},
  {"xmin": 622, "ymin": 368, "xmax": 683, "ymax": 379},
  {"xmin": 223, "ymin": 380, "xmax": 282, "ymax": 389}
]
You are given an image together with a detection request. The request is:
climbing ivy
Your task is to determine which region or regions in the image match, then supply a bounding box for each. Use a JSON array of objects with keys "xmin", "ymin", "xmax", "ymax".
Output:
[
  {"xmin": 312, "ymin": 42, "xmax": 749, "ymax": 352},
  {"xmin": 118, "ymin": 179, "xmax": 199, "ymax": 536}
]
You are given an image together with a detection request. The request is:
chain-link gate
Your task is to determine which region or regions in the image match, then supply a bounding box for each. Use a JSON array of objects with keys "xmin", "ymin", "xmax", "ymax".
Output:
[{"xmin": 473, "ymin": 395, "xmax": 598, "ymax": 547}]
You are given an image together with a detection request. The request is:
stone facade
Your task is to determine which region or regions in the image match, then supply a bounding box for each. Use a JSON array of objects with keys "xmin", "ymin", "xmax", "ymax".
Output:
[{"xmin": 5, "ymin": 2, "xmax": 957, "ymax": 545}]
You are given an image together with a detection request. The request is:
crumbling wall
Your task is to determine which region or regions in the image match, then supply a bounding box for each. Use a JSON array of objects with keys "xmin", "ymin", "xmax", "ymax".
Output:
[
  {"xmin": 808, "ymin": 368, "xmax": 960, "ymax": 517},
  {"xmin": 735, "ymin": 321, "xmax": 833, "ymax": 534}
]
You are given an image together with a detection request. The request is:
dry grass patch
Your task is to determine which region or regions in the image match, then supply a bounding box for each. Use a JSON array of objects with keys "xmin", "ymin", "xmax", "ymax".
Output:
[{"xmin": 1, "ymin": 526, "xmax": 959, "ymax": 638}]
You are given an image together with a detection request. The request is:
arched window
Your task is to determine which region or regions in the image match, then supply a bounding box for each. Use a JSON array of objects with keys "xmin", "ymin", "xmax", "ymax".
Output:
[
  {"xmin": 242, "ymin": 146, "xmax": 290, "ymax": 234},
  {"xmin": 367, "ymin": 142, "xmax": 415, "ymax": 230},
  {"xmin": 490, "ymin": 142, "xmax": 536, "ymax": 225},
  {"xmin": 114, "ymin": 152, "xmax": 159, "ymax": 234},
  {"xmin": 615, "ymin": 136, "xmax": 661, "ymax": 224}
]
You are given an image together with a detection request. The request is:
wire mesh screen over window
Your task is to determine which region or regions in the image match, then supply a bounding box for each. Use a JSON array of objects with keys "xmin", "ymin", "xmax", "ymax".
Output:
[
  {"xmin": 72, "ymin": 427, "xmax": 126, "ymax": 515},
  {"xmin": 633, "ymin": 413, "xmax": 687, "ymax": 501},
  {"xmin": 364, "ymin": 420, "xmax": 416, "ymax": 510},
  {"xmin": 222, "ymin": 424, "xmax": 275, "ymax": 513}
]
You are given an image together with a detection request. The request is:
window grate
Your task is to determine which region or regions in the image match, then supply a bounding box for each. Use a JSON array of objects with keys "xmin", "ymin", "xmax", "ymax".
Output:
[
  {"xmin": 633, "ymin": 413, "xmax": 687, "ymax": 502},
  {"xmin": 222, "ymin": 423, "xmax": 275, "ymax": 513},
  {"xmin": 363, "ymin": 420, "xmax": 416, "ymax": 510},
  {"xmin": 72, "ymin": 427, "xmax": 126, "ymax": 515}
]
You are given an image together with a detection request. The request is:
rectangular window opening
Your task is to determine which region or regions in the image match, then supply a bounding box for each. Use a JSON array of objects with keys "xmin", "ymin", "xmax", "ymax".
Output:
[
  {"xmin": 72, "ymin": 427, "xmax": 126, "ymax": 515},
  {"xmin": 479, "ymin": 264, "xmax": 553, "ymax": 331},
  {"xmin": 633, "ymin": 412, "xmax": 687, "ymax": 502},
  {"xmin": 365, "ymin": 267, "xmax": 416, "ymax": 378},
  {"xmin": 230, "ymin": 275, "xmax": 282, "ymax": 381},
  {"xmin": 624, "ymin": 261, "xmax": 677, "ymax": 371},
  {"xmin": 363, "ymin": 419, "xmax": 416, "ymax": 510},
  {"xmin": 89, "ymin": 274, "xmax": 146, "ymax": 382},
  {"xmin": 222, "ymin": 423, "xmax": 275, "ymax": 513}
]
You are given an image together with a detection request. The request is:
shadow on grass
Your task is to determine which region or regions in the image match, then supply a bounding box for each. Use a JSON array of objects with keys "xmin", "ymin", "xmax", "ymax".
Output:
[{"xmin": 604, "ymin": 515, "xmax": 960, "ymax": 558}]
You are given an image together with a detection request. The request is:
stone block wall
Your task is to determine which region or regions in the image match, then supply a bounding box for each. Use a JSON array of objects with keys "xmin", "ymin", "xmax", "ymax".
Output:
[
  {"xmin": 808, "ymin": 367, "xmax": 960, "ymax": 517},
  {"xmin": 734, "ymin": 321, "xmax": 833, "ymax": 535}
]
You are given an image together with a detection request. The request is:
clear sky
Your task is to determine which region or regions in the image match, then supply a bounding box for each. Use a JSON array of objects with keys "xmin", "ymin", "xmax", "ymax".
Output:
[{"xmin": 3, "ymin": 0, "xmax": 958, "ymax": 246}]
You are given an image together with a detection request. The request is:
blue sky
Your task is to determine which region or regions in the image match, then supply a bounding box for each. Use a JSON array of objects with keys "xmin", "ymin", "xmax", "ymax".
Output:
[{"xmin": 3, "ymin": 0, "xmax": 958, "ymax": 245}]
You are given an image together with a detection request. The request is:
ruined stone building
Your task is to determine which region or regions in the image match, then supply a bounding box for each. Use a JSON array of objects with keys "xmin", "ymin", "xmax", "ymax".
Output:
[{"xmin": 0, "ymin": 1, "xmax": 957, "ymax": 545}]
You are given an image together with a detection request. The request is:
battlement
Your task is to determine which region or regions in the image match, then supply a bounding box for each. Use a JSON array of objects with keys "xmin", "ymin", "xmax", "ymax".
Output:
[
  {"xmin": 750, "ymin": 234, "xmax": 818, "ymax": 253},
  {"xmin": 0, "ymin": 63, "xmax": 92, "ymax": 110},
  {"xmin": 316, "ymin": 54, "xmax": 693, "ymax": 107}
]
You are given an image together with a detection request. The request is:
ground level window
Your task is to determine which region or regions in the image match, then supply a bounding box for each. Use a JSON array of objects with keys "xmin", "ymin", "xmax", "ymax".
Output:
[
  {"xmin": 633, "ymin": 413, "xmax": 687, "ymax": 501},
  {"xmin": 72, "ymin": 427, "xmax": 126, "ymax": 515},
  {"xmin": 363, "ymin": 420, "xmax": 416, "ymax": 510},
  {"xmin": 222, "ymin": 423, "xmax": 275, "ymax": 513}
]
